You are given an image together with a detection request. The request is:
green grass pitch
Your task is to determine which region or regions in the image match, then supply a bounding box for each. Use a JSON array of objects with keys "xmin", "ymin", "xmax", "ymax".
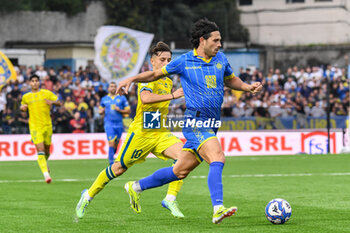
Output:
[{"xmin": 1, "ymin": 154, "xmax": 350, "ymax": 233}]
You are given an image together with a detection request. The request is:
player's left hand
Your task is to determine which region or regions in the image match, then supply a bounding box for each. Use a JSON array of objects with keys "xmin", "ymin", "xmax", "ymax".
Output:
[
  {"xmin": 249, "ymin": 82, "xmax": 263, "ymax": 94},
  {"xmin": 45, "ymin": 99, "xmax": 54, "ymax": 106},
  {"xmin": 115, "ymin": 106, "xmax": 121, "ymax": 112}
]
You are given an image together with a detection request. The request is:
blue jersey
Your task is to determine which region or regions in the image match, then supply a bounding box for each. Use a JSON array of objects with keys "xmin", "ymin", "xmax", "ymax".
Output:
[
  {"xmin": 100, "ymin": 94, "xmax": 129, "ymax": 127},
  {"xmin": 161, "ymin": 49, "xmax": 235, "ymax": 119}
]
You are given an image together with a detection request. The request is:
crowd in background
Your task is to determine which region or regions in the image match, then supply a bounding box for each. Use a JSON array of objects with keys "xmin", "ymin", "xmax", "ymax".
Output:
[{"xmin": 0, "ymin": 63, "xmax": 349, "ymax": 134}]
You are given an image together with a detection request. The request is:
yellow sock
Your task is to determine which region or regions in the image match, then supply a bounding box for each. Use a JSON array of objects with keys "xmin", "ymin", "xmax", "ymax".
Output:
[
  {"xmin": 167, "ymin": 179, "xmax": 183, "ymax": 197},
  {"xmin": 167, "ymin": 160, "xmax": 183, "ymax": 197},
  {"xmin": 88, "ymin": 165, "xmax": 116, "ymax": 198},
  {"xmin": 37, "ymin": 153, "xmax": 48, "ymax": 174}
]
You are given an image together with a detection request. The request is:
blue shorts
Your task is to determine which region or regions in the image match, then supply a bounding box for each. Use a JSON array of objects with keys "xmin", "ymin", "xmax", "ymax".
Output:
[
  {"xmin": 105, "ymin": 124, "xmax": 123, "ymax": 142},
  {"xmin": 182, "ymin": 109, "xmax": 219, "ymax": 163}
]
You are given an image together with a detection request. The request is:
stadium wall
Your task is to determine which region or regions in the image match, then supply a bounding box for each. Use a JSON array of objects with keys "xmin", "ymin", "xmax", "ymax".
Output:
[
  {"xmin": 0, "ymin": 2, "xmax": 106, "ymax": 48},
  {"xmin": 0, "ymin": 131, "xmax": 343, "ymax": 161}
]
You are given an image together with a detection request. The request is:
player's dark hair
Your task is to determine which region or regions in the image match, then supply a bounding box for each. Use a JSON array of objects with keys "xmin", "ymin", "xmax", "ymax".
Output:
[
  {"xmin": 109, "ymin": 81, "xmax": 117, "ymax": 86},
  {"xmin": 29, "ymin": 74, "xmax": 40, "ymax": 81},
  {"xmin": 190, "ymin": 18, "xmax": 219, "ymax": 49},
  {"xmin": 149, "ymin": 41, "xmax": 172, "ymax": 57}
]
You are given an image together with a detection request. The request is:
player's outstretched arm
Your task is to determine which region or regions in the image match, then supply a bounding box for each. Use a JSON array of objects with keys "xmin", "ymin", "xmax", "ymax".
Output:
[
  {"xmin": 140, "ymin": 88, "xmax": 184, "ymax": 104},
  {"xmin": 117, "ymin": 69, "xmax": 166, "ymax": 95},
  {"xmin": 224, "ymin": 77, "xmax": 262, "ymax": 94}
]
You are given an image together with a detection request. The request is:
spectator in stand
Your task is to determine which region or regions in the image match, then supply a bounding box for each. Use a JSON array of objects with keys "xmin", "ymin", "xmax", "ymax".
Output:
[
  {"xmin": 222, "ymin": 89, "xmax": 234, "ymax": 117},
  {"xmin": 84, "ymin": 90, "xmax": 96, "ymax": 104},
  {"xmin": 284, "ymin": 77, "xmax": 297, "ymax": 91},
  {"xmin": 97, "ymin": 85, "xmax": 107, "ymax": 99},
  {"xmin": 92, "ymin": 76, "xmax": 102, "ymax": 92},
  {"xmin": 239, "ymin": 67, "xmax": 251, "ymax": 83},
  {"xmin": 2, "ymin": 108, "xmax": 15, "ymax": 134},
  {"xmin": 268, "ymin": 100, "xmax": 282, "ymax": 118},
  {"xmin": 64, "ymin": 96, "xmax": 77, "ymax": 115},
  {"xmin": 81, "ymin": 76, "xmax": 93, "ymax": 91},
  {"xmin": 292, "ymin": 65, "xmax": 301, "ymax": 80},
  {"xmin": 15, "ymin": 110, "xmax": 29, "ymax": 134},
  {"xmin": 69, "ymin": 111, "xmax": 86, "ymax": 133},
  {"xmin": 53, "ymin": 106, "xmax": 72, "ymax": 133},
  {"xmin": 309, "ymin": 102, "xmax": 326, "ymax": 117},
  {"xmin": 73, "ymin": 84, "xmax": 86, "ymax": 103},
  {"xmin": 285, "ymin": 67, "xmax": 297, "ymax": 83},
  {"xmin": 272, "ymin": 69, "xmax": 285, "ymax": 87},
  {"xmin": 243, "ymin": 100, "xmax": 254, "ymax": 117},
  {"xmin": 10, "ymin": 84, "xmax": 21, "ymax": 99},
  {"xmin": 46, "ymin": 68, "xmax": 56, "ymax": 85},
  {"xmin": 87, "ymin": 99, "xmax": 97, "ymax": 132},
  {"xmin": 331, "ymin": 101, "xmax": 346, "ymax": 116},
  {"xmin": 15, "ymin": 66, "xmax": 25, "ymax": 83},
  {"xmin": 42, "ymin": 75, "xmax": 53, "ymax": 91},
  {"xmin": 35, "ymin": 65, "xmax": 48, "ymax": 80},
  {"xmin": 293, "ymin": 97, "xmax": 307, "ymax": 128},
  {"xmin": 77, "ymin": 97, "xmax": 89, "ymax": 120}
]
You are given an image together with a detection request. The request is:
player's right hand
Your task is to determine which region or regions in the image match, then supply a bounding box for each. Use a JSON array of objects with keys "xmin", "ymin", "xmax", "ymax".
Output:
[
  {"xmin": 172, "ymin": 88, "xmax": 184, "ymax": 99},
  {"xmin": 117, "ymin": 79, "xmax": 133, "ymax": 95}
]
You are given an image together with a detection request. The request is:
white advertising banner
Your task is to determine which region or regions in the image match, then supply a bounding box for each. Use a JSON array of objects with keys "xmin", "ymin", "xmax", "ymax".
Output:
[
  {"xmin": 94, "ymin": 26, "xmax": 154, "ymax": 82},
  {"xmin": 0, "ymin": 131, "xmax": 343, "ymax": 161}
]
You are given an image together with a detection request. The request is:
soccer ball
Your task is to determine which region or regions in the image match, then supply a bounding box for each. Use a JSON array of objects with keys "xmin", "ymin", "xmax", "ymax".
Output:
[{"xmin": 265, "ymin": 198, "xmax": 292, "ymax": 224}]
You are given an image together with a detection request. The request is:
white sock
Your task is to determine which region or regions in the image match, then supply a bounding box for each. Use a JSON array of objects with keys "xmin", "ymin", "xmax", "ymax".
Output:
[
  {"xmin": 165, "ymin": 194, "xmax": 176, "ymax": 202},
  {"xmin": 43, "ymin": 172, "xmax": 50, "ymax": 179},
  {"xmin": 213, "ymin": 204, "xmax": 223, "ymax": 213},
  {"xmin": 85, "ymin": 191, "xmax": 93, "ymax": 201},
  {"xmin": 132, "ymin": 181, "xmax": 142, "ymax": 193}
]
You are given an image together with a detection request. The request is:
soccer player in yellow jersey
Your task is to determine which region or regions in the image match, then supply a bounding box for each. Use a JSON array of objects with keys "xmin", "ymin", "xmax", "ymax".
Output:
[
  {"xmin": 76, "ymin": 42, "xmax": 185, "ymax": 219},
  {"xmin": 20, "ymin": 74, "xmax": 61, "ymax": 183}
]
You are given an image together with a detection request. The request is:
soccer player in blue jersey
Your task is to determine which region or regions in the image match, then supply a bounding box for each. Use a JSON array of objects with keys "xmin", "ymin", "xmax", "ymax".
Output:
[
  {"xmin": 117, "ymin": 18, "xmax": 263, "ymax": 224},
  {"xmin": 100, "ymin": 82, "xmax": 130, "ymax": 165}
]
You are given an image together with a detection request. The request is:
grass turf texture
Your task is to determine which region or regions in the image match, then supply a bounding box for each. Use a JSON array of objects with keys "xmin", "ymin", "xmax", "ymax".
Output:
[{"xmin": 1, "ymin": 154, "xmax": 350, "ymax": 233}]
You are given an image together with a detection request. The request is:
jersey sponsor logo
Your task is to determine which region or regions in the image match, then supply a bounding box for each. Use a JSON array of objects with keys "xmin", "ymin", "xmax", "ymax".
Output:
[
  {"xmin": 143, "ymin": 110, "xmax": 161, "ymax": 129},
  {"xmin": 185, "ymin": 66, "xmax": 202, "ymax": 70},
  {"xmin": 205, "ymin": 75, "xmax": 217, "ymax": 88},
  {"xmin": 100, "ymin": 32, "xmax": 139, "ymax": 79}
]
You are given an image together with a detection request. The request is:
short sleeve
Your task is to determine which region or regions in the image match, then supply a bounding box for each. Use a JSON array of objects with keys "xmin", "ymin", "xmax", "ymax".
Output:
[
  {"xmin": 161, "ymin": 55, "xmax": 185, "ymax": 76},
  {"xmin": 224, "ymin": 62, "xmax": 235, "ymax": 81},
  {"xmin": 139, "ymin": 82, "xmax": 155, "ymax": 93},
  {"xmin": 47, "ymin": 90, "xmax": 58, "ymax": 101}
]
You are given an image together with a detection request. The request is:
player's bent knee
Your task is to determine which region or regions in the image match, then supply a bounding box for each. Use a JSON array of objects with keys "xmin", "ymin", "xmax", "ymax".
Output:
[{"xmin": 173, "ymin": 168, "xmax": 191, "ymax": 179}]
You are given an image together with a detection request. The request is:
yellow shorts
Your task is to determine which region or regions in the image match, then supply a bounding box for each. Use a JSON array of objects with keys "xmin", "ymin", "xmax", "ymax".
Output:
[
  {"xmin": 115, "ymin": 131, "xmax": 182, "ymax": 169},
  {"xmin": 30, "ymin": 125, "xmax": 53, "ymax": 145}
]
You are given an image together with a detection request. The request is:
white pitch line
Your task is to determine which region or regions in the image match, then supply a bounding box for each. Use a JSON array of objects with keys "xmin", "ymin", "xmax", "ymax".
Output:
[{"xmin": 1, "ymin": 172, "xmax": 350, "ymax": 183}]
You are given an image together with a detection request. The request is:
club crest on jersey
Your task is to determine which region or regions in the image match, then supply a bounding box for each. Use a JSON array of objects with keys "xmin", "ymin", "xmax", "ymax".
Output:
[
  {"xmin": 216, "ymin": 62, "xmax": 223, "ymax": 70},
  {"xmin": 100, "ymin": 32, "xmax": 139, "ymax": 79}
]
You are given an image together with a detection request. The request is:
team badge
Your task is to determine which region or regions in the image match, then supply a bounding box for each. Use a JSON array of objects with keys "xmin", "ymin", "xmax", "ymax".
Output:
[{"xmin": 216, "ymin": 62, "xmax": 223, "ymax": 70}]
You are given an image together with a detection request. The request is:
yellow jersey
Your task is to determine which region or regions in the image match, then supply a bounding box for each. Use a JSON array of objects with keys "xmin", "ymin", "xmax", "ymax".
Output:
[
  {"xmin": 129, "ymin": 77, "xmax": 173, "ymax": 138},
  {"xmin": 21, "ymin": 89, "xmax": 58, "ymax": 129}
]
